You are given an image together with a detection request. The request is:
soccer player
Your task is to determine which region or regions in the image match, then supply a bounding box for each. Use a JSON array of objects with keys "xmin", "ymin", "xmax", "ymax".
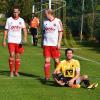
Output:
[
  {"xmin": 2, "ymin": 6, "xmax": 27, "ymax": 77},
  {"xmin": 53, "ymin": 48, "xmax": 98, "ymax": 89},
  {"xmin": 42, "ymin": 9, "xmax": 63, "ymax": 81},
  {"xmin": 30, "ymin": 13, "xmax": 39, "ymax": 46}
]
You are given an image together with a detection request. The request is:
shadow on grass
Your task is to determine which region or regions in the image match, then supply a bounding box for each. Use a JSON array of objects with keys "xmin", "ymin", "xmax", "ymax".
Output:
[
  {"xmin": 0, "ymin": 70, "xmax": 61, "ymax": 87},
  {"xmin": 0, "ymin": 70, "xmax": 9, "ymax": 76},
  {"xmin": 39, "ymin": 78, "xmax": 62, "ymax": 87},
  {"xmin": 0, "ymin": 70, "xmax": 40, "ymax": 79}
]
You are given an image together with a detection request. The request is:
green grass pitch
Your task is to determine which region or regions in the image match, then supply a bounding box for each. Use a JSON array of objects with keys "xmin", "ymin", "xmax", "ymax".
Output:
[{"xmin": 0, "ymin": 34, "xmax": 100, "ymax": 100}]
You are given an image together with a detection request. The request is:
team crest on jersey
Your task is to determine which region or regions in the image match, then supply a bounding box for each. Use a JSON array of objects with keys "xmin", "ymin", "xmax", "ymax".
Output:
[
  {"xmin": 72, "ymin": 65, "xmax": 74, "ymax": 67},
  {"xmin": 19, "ymin": 22, "xmax": 21, "ymax": 25},
  {"xmin": 53, "ymin": 23, "xmax": 56, "ymax": 27}
]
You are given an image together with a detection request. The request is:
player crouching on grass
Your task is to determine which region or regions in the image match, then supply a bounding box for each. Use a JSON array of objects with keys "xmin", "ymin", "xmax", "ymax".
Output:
[
  {"xmin": 53, "ymin": 48, "xmax": 98, "ymax": 89},
  {"xmin": 2, "ymin": 6, "xmax": 27, "ymax": 77}
]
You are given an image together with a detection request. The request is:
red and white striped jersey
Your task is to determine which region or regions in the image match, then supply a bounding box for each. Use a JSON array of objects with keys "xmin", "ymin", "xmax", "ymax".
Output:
[
  {"xmin": 43, "ymin": 18, "xmax": 63, "ymax": 46},
  {"xmin": 5, "ymin": 17, "xmax": 26, "ymax": 44}
]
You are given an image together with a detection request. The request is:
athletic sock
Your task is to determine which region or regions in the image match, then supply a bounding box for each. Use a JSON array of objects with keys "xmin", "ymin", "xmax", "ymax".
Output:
[
  {"xmin": 83, "ymin": 79, "xmax": 90, "ymax": 87},
  {"xmin": 44, "ymin": 62, "xmax": 50, "ymax": 80},
  {"xmin": 15, "ymin": 59, "xmax": 20, "ymax": 73},
  {"xmin": 9, "ymin": 58, "xmax": 14, "ymax": 72},
  {"xmin": 33, "ymin": 37, "xmax": 35, "ymax": 46}
]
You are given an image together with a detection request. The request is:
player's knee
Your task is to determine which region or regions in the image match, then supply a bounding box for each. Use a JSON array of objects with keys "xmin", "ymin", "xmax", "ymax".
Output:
[
  {"xmin": 16, "ymin": 54, "xmax": 20, "ymax": 59},
  {"xmin": 9, "ymin": 55, "xmax": 14, "ymax": 59},
  {"xmin": 83, "ymin": 75, "xmax": 88, "ymax": 79},
  {"xmin": 9, "ymin": 57, "xmax": 14, "ymax": 60},
  {"xmin": 45, "ymin": 58, "xmax": 50, "ymax": 63}
]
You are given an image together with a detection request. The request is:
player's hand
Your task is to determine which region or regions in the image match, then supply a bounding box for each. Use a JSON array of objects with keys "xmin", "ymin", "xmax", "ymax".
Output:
[
  {"xmin": 57, "ymin": 43, "xmax": 61, "ymax": 49},
  {"xmin": 23, "ymin": 38, "xmax": 27, "ymax": 44},
  {"xmin": 2, "ymin": 41, "xmax": 6, "ymax": 47},
  {"xmin": 68, "ymin": 79, "xmax": 74, "ymax": 86}
]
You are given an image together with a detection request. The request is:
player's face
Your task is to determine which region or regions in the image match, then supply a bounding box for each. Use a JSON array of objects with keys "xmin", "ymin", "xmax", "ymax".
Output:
[
  {"xmin": 66, "ymin": 50, "xmax": 73, "ymax": 60},
  {"xmin": 45, "ymin": 10, "xmax": 50, "ymax": 19},
  {"xmin": 13, "ymin": 9, "xmax": 20, "ymax": 18}
]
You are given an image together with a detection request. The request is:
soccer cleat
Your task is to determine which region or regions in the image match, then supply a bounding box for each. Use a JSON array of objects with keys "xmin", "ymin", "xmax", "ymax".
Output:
[
  {"xmin": 43, "ymin": 78, "xmax": 50, "ymax": 84},
  {"xmin": 93, "ymin": 83, "xmax": 98, "ymax": 88},
  {"xmin": 87, "ymin": 83, "xmax": 95, "ymax": 89},
  {"xmin": 10, "ymin": 72, "xmax": 14, "ymax": 77},
  {"xmin": 15, "ymin": 72, "xmax": 19, "ymax": 77}
]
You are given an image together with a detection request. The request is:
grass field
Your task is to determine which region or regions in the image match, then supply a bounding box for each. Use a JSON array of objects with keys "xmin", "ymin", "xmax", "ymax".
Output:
[{"xmin": 0, "ymin": 33, "xmax": 100, "ymax": 100}]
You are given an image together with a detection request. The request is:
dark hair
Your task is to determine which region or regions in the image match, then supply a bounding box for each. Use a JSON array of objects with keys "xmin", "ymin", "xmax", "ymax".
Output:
[
  {"xmin": 65, "ymin": 48, "xmax": 74, "ymax": 55},
  {"xmin": 13, "ymin": 5, "xmax": 20, "ymax": 11}
]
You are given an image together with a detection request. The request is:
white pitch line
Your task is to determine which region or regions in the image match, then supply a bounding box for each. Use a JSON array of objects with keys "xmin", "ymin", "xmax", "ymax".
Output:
[
  {"xmin": 60, "ymin": 48, "xmax": 81, "ymax": 50},
  {"xmin": 0, "ymin": 77, "xmax": 40, "ymax": 80},
  {"xmin": 74, "ymin": 55, "xmax": 100, "ymax": 65}
]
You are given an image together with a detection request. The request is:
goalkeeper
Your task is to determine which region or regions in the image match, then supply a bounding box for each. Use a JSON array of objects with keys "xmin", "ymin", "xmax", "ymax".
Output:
[{"xmin": 53, "ymin": 48, "xmax": 98, "ymax": 89}]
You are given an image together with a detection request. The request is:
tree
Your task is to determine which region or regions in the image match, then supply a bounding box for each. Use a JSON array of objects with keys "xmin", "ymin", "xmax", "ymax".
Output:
[{"xmin": 6, "ymin": 0, "xmax": 34, "ymax": 23}]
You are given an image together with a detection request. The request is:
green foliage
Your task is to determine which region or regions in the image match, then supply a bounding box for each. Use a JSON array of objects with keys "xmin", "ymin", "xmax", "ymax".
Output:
[
  {"xmin": 94, "ymin": 13, "xmax": 100, "ymax": 42},
  {"xmin": 63, "ymin": 26, "xmax": 77, "ymax": 47},
  {"xmin": 6, "ymin": 0, "xmax": 34, "ymax": 23},
  {"xmin": 0, "ymin": 0, "xmax": 7, "ymax": 13}
]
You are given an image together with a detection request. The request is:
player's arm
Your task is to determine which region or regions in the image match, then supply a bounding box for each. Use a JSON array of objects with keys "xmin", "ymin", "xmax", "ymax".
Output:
[
  {"xmin": 53, "ymin": 62, "xmax": 62, "ymax": 74},
  {"xmin": 23, "ymin": 28, "xmax": 27, "ymax": 43},
  {"xmin": 57, "ymin": 20, "xmax": 63, "ymax": 49},
  {"xmin": 2, "ymin": 29, "xmax": 8, "ymax": 47},
  {"xmin": 57, "ymin": 31, "xmax": 63, "ymax": 49},
  {"xmin": 22, "ymin": 19, "xmax": 27, "ymax": 43},
  {"xmin": 68, "ymin": 68, "xmax": 80, "ymax": 86},
  {"xmin": 53, "ymin": 64, "xmax": 65, "ymax": 86},
  {"xmin": 68, "ymin": 61, "xmax": 80, "ymax": 86}
]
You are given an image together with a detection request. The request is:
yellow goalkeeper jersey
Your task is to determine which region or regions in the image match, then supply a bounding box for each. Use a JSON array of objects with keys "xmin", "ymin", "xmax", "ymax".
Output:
[{"xmin": 55, "ymin": 59, "xmax": 80, "ymax": 78}]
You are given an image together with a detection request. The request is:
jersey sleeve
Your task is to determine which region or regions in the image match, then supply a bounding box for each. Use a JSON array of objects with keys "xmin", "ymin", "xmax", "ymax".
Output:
[
  {"xmin": 75, "ymin": 60, "xmax": 80, "ymax": 68},
  {"xmin": 5, "ymin": 19, "xmax": 9, "ymax": 30},
  {"xmin": 57, "ymin": 19, "xmax": 63, "ymax": 32},
  {"xmin": 75, "ymin": 60, "xmax": 80, "ymax": 73}
]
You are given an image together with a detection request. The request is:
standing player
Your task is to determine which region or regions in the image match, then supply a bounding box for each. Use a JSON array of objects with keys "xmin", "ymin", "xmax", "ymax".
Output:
[
  {"xmin": 53, "ymin": 48, "xmax": 98, "ymax": 89},
  {"xmin": 30, "ymin": 13, "xmax": 39, "ymax": 46},
  {"xmin": 2, "ymin": 6, "xmax": 27, "ymax": 77},
  {"xmin": 42, "ymin": 9, "xmax": 63, "ymax": 81}
]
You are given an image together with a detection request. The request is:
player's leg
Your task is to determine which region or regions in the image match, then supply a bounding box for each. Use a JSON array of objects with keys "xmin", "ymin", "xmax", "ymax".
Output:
[
  {"xmin": 51, "ymin": 46, "xmax": 60, "ymax": 68},
  {"xmin": 15, "ymin": 44, "xmax": 21, "ymax": 76},
  {"xmin": 8, "ymin": 43, "xmax": 15, "ymax": 77},
  {"xmin": 32, "ymin": 28, "xmax": 37, "ymax": 46},
  {"xmin": 31, "ymin": 28, "xmax": 35, "ymax": 46},
  {"xmin": 43, "ymin": 46, "xmax": 51, "ymax": 80},
  {"xmin": 54, "ymin": 58, "xmax": 60, "ymax": 68},
  {"xmin": 79, "ymin": 75, "xmax": 90, "ymax": 87},
  {"xmin": 79, "ymin": 75, "xmax": 98, "ymax": 88},
  {"xmin": 34, "ymin": 29, "xmax": 38, "ymax": 46},
  {"xmin": 52, "ymin": 72, "xmax": 66, "ymax": 86},
  {"xmin": 44, "ymin": 57, "xmax": 51, "ymax": 80}
]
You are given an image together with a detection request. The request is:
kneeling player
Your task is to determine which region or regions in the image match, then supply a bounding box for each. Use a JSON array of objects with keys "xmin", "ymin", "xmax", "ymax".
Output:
[{"xmin": 53, "ymin": 48, "xmax": 98, "ymax": 89}]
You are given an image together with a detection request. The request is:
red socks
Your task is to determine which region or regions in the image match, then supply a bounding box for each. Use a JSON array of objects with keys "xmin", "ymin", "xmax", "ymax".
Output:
[
  {"xmin": 44, "ymin": 62, "xmax": 50, "ymax": 79},
  {"xmin": 15, "ymin": 59, "xmax": 20, "ymax": 73},
  {"xmin": 9, "ymin": 58, "xmax": 20, "ymax": 73},
  {"xmin": 9, "ymin": 58, "xmax": 14, "ymax": 72}
]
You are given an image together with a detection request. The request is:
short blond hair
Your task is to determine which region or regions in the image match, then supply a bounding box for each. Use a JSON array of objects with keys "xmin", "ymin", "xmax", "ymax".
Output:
[{"xmin": 45, "ymin": 9, "xmax": 54, "ymax": 15}]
